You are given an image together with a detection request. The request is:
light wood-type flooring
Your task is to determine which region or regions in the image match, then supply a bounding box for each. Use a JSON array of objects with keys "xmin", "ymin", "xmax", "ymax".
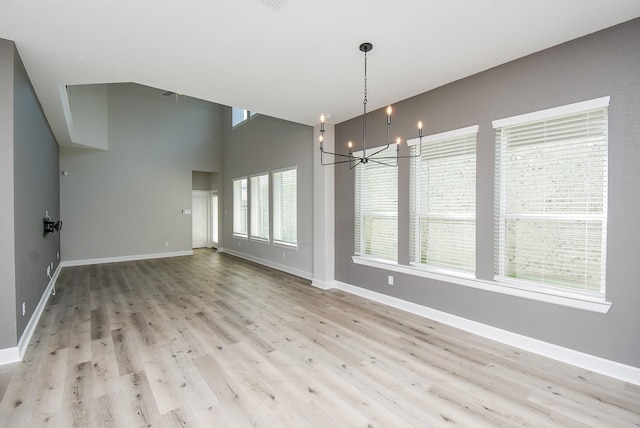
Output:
[{"xmin": 0, "ymin": 249, "xmax": 638, "ymax": 427}]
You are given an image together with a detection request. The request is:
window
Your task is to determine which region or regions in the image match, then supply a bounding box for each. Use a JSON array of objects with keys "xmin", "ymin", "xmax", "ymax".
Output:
[
  {"xmin": 409, "ymin": 126, "xmax": 478, "ymax": 274},
  {"xmin": 232, "ymin": 107, "xmax": 258, "ymax": 127},
  {"xmin": 354, "ymin": 148, "xmax": 397, "ymax": 261},
  {"xmin": 273, "ymin": 167, "xmax": 297, "ymax": 246},
  {"xmin": 232, "ymin": 177, "xmax": 248, "ymax": 237},
  {"xmin": 493, "ymin": 97, "xmax": 609, "ymax": 296},
  {"xmin": 250, "ymin": 173, "xmax": 270, "ymax": 241}
]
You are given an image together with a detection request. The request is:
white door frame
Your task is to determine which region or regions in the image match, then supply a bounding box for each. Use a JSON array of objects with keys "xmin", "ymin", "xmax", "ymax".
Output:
[
  {"xmin": 192, "ymin": 190, "xmax": 212, "ymax": 248},
  {"xmin": 211, "ymin": 190, "xmax": 219, "ymax": 248}
]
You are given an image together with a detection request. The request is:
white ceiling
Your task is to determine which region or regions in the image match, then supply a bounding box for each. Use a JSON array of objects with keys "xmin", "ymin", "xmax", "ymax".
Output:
[{"xmin": 1, "ymin": 0, "xmax": 639, "ymax": 145}]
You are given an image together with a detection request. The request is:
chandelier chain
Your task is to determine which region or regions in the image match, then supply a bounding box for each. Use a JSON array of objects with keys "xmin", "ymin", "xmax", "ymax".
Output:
[{"xmin": 363, "ymin": 49, "xmax": 368, "ymax": 106}]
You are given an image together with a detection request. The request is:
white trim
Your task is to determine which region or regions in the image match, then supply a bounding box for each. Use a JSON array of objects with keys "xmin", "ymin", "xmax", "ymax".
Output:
[
  {"xmin": 271, "ymin": 165, "xmax": 297, "ymax": 175},
  {"xmin": 311, "ymin": 278, "xmax": 336, "ymax": 291},
  {"xmin": 0, "ymin": 264, "xmax": 62, "ymax": 366},
  {"xmin": 60, "ymin": 250, "xmax": 193, "ymax": 267},
  {"xmin": 407, "ymin": 124, "xmax": 479, "ymax": 147},
  {"xmin": 273, "ymin": 241, "xmax": 298, "ymax": 250},
  {"xmin": 18, "ymin": 264, "xmax": 61, "ymax": 358},
  {"xmin": 492, "ymin": 96, "xmax": 610, "ymax": 128},
  {"xmin": 330, "ymin": 280, "xmax": 639, "ymax": 386},
  {"xmin": 0, "ymin": 346, "xmax": 19, "ymax": 365},
  {"xmin": 352, "ymin": 256, "xmax": 611, "ymax": 313},
  {"xmin": 218, "ymin": 248, "xmax": 312, "ymax": 280}
]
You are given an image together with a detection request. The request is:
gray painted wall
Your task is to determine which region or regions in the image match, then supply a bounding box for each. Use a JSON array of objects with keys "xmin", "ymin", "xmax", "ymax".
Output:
[
  {"xmin": 334, "ymin": 19, "xmax": 640, "ymax": 367},
  {"xmin": 68, "ymin": 84, "xmax": 109, "ymax": 150},
  {"xmin": 222, "ymin": 110, "xmax": 314, "ymax": 277},
  {"xmin": 192, "ymin": 170, "xmax": 217, "ymax": 191},
  {"xmin": 0, "ymin": 39, "xmax": 17, "ymax": 349},
  {"xmin": 13, "ymin": 43, "xmax": 61, "ymax": 339},
  {"xmin": 59, "ymin": 83, "xmax": 223, "ymax": 261},
  {"xmin": 0, "ymin": 39, "xmax": 60, "ymax": 348}
]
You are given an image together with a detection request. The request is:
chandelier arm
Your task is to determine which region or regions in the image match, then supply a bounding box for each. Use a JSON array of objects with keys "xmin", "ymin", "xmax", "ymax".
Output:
[
  {"xmin": 321, "ymin": 155, "xmax": 355, "ymax": 166},
  {"xmin": 317, "ymin": 42, "xmax": 423, "ymax": 168},
  {"xmin": 322, "ymin": 158, "xmax": 354, "ymax": 166},
  {"xmin": 359, "ymin": 144, "xmax": 391, "ymax": 159},
  {"xmin": 366, "ymin": 158, "xmax": 398, "ymax": 168},
  {"xmin": 320, "ymin": 148, "xmax": 353, "ymax": 159}
]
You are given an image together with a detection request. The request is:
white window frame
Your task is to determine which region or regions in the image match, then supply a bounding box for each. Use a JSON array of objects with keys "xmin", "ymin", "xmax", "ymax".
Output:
[
  {"xmin": 408, "ymin": 125, "xmax": 478, "ymax": 277},
  {"xmin": 272, "ymin": 166, "xmax": 297, "ymax": 248},
  {"xmin": 350, "ymin": 100, "xmax": 612, "ymax": 313},
  {"xmin": 353, "ymin": 146, "xmax": 398, "ymax": 262},
  {"xmin": 232, "ymin": 177, "xmax": 248, "ymax": 238},
  {"xmin": 493, "ymin": 96, "xmax": 609, "ymax": 300},
  {"xmin": 250, "ymin": 172, "xmax": 270, "ymax": 242}
]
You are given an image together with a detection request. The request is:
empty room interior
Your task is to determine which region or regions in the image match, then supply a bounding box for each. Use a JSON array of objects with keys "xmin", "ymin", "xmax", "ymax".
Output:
[{"xmin": 1, "ymin": 1, "xmax": 640, "ymax": 426}]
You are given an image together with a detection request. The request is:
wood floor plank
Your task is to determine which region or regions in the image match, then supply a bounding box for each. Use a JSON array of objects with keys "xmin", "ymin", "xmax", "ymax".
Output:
[{"xmin": 0, "ymin": 249, "xmax": 638, "ymax": 427}]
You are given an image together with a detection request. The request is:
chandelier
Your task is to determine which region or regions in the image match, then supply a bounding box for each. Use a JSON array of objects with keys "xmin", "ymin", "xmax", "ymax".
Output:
[{"xmin": 319, "ymin": 42, "xmax": 423, "ymax": 168}]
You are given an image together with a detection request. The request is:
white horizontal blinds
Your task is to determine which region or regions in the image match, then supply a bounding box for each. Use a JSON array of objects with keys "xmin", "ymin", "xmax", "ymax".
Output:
[
  {"xmin": 409, "ymin": 127, "xmax": 477, "ymax": 273},
  {"xmin": 273, "ymin": 168, "xmax": 297, "ymax": 245},
  {"xmin": 494, "ymin": 101, "xmax": 608, "ymax": 294},
  {"xmin": 354, "ymin": 150, "xmax": 398, "ymax": 261},
  {"xmin": 232, "ymin": 178, "xmax": 248, "ymax": 236},
  {"xmin": 250, "ymin": 174, "xmax": 270, "ymax": 240}
]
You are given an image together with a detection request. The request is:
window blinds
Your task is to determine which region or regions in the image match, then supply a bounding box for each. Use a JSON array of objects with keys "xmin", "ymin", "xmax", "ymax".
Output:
[
  {"xmin": 354, "ymin": 150, "xmax": 398, "ymax": 261},
  {"xmin": 273, "ymin": 168, "xmax": 297, "ymax": 245},
  {"xmin": 232, "ymin": 178, "xmax": 248, "ymax": 236},
  {"xmin": 494, "ymin": 99, "xmax": 608, "ymax": 294},
  {"xmin": 250, "ymin": 174, "xmax": 270, "ymax": 240},
  {"xmin": 409, "ymin": 126, "xmax": 477, "ymax": 274}
]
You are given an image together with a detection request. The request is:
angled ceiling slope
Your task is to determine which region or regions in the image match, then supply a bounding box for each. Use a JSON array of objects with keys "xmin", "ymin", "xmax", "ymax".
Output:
[{"xmin": 1, "ymin": 0, "xmax": 639, "ymax": 147}]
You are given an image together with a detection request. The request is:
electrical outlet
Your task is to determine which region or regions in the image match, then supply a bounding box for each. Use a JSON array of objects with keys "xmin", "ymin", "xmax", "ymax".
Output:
[
  {"xmin": 57, "ymin": 252, "xmax": 60, "ymax": 259},
  {"xmin": 388, "ymin": 275, "xmax": 394, "ymax": 285},
  {"xmin": 46, "ymin": 266, "xmax": 50, "ymax": 276},
  {"xmin": 165, "ymin": 242, "xmax": 169, "ymax": 247},
  {"xmin": 50, "ymin": 262, "xmax": 54, "ymax": 269},
  {"xmin": 22, "ymin": 302, "xmax": 26, "ymax": 316}
]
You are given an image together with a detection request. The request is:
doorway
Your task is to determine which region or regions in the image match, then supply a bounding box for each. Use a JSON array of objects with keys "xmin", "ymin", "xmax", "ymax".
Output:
[
  {"xmin": 192, "ymin": 190, "xmax": 211, "ymax": 248},
  {"xmin": 211, "ymin": 192, "xmax": 219, "ymax": 247}
]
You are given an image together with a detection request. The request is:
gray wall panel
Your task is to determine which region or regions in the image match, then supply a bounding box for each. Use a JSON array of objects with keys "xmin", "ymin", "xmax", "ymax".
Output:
[
  {"xmin": 0, "ymin": 39, "xmax": 17, "ymax": 348},
  {"xmin": 222, "ymin": 111, "xmax": 314, "ymax": 277},
  {"xmin": 13, "ymin": 45, "xmax": 61, "ymax": 339},
  {"xmin": 334, "ymin": 19, "xmax": 640, "ymax": 367},
  {"xmin": 60, "ymin": 83, "xmax": 223, "ymax": 261}
]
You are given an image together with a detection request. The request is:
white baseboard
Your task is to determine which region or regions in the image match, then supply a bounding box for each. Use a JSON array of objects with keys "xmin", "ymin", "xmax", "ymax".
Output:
[
  {"xmin": 311, "ymin": 278, "xmax": 336, "ymax": 290},
  {"xmin": 0, "ymin": 264, "xmax": 62, "ymax": 366},
  {"xmin": 332, "ymin": 280, "xmax": 640, "ymax": 386},
  {"xmin": 219, "ymin": 248, "xmax": 312, "ymax": 280},
  {"xmin": 60, "ymin": 250, "xmax": 193, "ymax": 267},
  {"xmin": 0, "ymin": 346, "xmax": 19, "ymax": 365}
]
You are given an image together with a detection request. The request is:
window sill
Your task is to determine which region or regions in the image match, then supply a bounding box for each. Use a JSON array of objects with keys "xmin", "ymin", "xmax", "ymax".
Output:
[
  {"xmin": 273, "ymin": 241, "xmax": 298, "ymax": 250},
  {"xmin": 351, "ymin": 256, "xmax": 612, "ymax": 314},
  {"xmin": 250, "ymin": 237, "xmax": 270, "ymax": 245}
]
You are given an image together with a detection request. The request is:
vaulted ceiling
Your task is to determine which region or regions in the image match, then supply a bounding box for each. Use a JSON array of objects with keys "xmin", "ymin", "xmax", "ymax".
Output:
[{"xmin": 1, "ymin": 0, "xmax": 639, "ymax": 146}]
